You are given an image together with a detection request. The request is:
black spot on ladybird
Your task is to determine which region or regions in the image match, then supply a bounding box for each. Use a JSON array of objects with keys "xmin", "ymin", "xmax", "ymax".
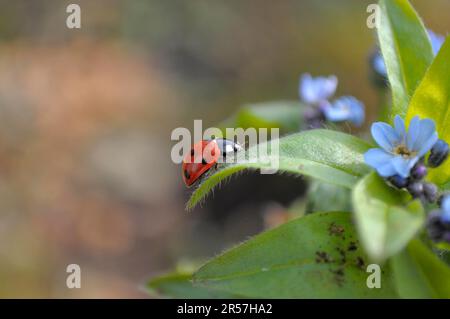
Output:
[
  {"xmin": 184, "ymin": 170, "xmax": 190, "ymax": 180},
  {"xmin": 202, "ymin": 158, "xmax": 207, "ymax": 165}
]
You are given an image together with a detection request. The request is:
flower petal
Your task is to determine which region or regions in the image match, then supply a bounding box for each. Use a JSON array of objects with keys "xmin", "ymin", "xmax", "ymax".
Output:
[
  {"xmin": 372, "ymin": 52, "xmax": 387, "ymax": 77},
  {"xmin": 442, "ymin": 211, "xmax": 450, "ymax": 224},
  {"xmin": 323, "ymin": 96, "xmax": 365, "ymax": 126},
  {"xmin": 364, "ymin": 148, "xmax": 394, "ymax": 167},
  {"xmin": 299, "ymin": 73, "xmax": 314, "ymax": 103},
  {"xmin": 371, "ymin": 122, "xmax": 399, "ymax": 151},
  {"xmin": 442, "ymin": 196, "xmax": 450, "ymax": 215},
  {"xmin": 419, "ymin": 133, "xmax": 439, "ymax": 158},
  {"xmin": 377, "ymin": 162, "xmax": 397, "ymax": 177},
  {"xmin": 392, "ymin": 156, "xmax": 418, "ymax": 178},
  {"xmin": 394, "ymin": 115, "xmax": 406, "ymax": 140},
  {"xmin": 364, "ymin": 149, "xmax": 398, "ymax": 177},
  {"xmin": 406, "ymin": 116, "xmax": 420, "ymax": 149},
  {"xmin": 323, "ymin": 101, "xmax": 350, "ymax": 122},
  {"xmin": 411, "ymin": 118, "xmax": 438, "ymax": 156},
  {"xmin": 348, "ymin": 97, "xmax": 365, "ymax": 126},
  {"xmin": 428, "ymin": 29, "xmax": 445, "ymax": 55},
  {"xmin": 299, "ymin": 74, "xmax": 337, "ymax": 104},
  {"xmin": 318, "ymin": 75, "xmax": 338, "ymax": 101}
]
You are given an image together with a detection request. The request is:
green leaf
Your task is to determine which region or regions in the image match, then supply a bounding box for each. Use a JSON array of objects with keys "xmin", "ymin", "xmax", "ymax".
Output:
[
  {"xmin": 406, "ymin": 37, "xmax": 450, "ymax": 186},
  {"xmin": 352, "ymin": 173, "xmax": 425, "ymax": 262},
  {"xmin": 187, "ymin": 130, "xmax": 371, "ymax": 210},
  {"xmin": 443, "ymin": 182, "xmax": 450, "ymax": 191},
  {"xmin": 391, "ymin": 239, "xmax": 450, "ymax": 298},
  {"xmin": 193, "ymin": 212, "xmax": 398, "ymax": 298},
  {"xmin": 221, "ymin": 101, "xmax": 303, "ymax": 134},
  {"xmin": 306, "ymin": 180, "xmax": 352, "ymax": 214},
  {"xmin": 147, "ymin": 272, "xmax": 238, "ymax": 299},
  {"xmin": 435, "ymin": 242, "xmax": 450, "ymax": 251},
  {"xmin": 378, "ymin": 0, "xmax": 433, "ymax": 120}
]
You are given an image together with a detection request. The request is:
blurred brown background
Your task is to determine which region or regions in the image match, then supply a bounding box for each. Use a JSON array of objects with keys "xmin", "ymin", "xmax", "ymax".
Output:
[{"xmin": 0, "ymin": 0, "xmax": 448, "ymax": 298}]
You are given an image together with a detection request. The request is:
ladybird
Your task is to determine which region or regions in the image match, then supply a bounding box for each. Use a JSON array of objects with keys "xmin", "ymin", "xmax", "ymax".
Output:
[{"xmin": 182, "ymin": 138, "xmax": 241, "ymax": 187}]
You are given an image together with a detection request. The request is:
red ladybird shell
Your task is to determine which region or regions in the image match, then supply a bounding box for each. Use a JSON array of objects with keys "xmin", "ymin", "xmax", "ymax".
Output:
[{"xmin": 182, "ymin": 140, "xmax": 221, "ymax": 187}]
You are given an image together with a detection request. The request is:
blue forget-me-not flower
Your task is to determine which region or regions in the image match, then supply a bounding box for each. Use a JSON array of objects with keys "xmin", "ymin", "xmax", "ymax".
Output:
[
  {"xmin": 322, "ymin": 96, "xmax": 365, "ymax": 127},
  {"xmin": 364, "ymin": 115, "xmax": 439, "ymax": 178},
  {"xmin": 299, "ymin": 73, "xmax": 365, "ymax": 127},
  {"xmin": 299, "ymin": 73, "xmax": 338, "ymax": 105}
]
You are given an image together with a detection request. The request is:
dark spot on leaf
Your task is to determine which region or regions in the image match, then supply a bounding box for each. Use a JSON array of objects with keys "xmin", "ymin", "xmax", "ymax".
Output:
[
  {"xmin": 356, "ymin": 257, "xmax": 365, "ymax": 270},
  {"xmin": 336, "ymin": 247, "xmax": 346, "ymax": 264},
  {"xmin": 329, "ymin": 222, "xmax": 345, "ymax": 237},
  {"xmin": 330, "ymin": 267, "xmax": 345, "ymax": 287},
  {"xmin": 315, "ymin": 251, "xmax": 333, "ymax": 263},
  {"xmin": 347, "ymin": 241, "xmax": 358, "ymax": 252}
]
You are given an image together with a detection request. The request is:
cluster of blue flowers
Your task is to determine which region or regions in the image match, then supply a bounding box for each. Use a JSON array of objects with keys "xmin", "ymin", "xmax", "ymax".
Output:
[
  {"xmin": 370, "ymin": 29, "xmax": 445, "ymax": 87},
  {"xmin": 298, "ymin": 28, "xmax": 448, "ymax": 244},
  {"xmin": 364, "ymin": 116, "xmax": 450, "ymax": 243},
  {"xmin": 299, "ymin": 73, "xmax": 365, "ymax": 128}
]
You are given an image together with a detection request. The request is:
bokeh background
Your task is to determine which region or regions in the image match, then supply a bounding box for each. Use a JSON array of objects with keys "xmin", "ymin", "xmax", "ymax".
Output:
[{"xmin": 0, "ymin": 0, "xmax": 448, "ymax": 298}]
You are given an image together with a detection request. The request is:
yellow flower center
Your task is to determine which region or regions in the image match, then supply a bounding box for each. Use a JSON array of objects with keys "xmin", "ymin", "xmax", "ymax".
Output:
[{"xmin": 393, "ymin": 144, "xmax": 416, "ymax": 158}]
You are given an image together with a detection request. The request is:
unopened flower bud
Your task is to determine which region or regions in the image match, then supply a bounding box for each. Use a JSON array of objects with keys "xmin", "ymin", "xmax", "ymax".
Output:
[
  {"xmin": 387, "ymin": 175, "xmax": 409, "ymax": 189},
  {"xmin": 411, "ymin": 163, "xmax": 427, "ymax": 180},
  {"xmin": 407, "ymin": 182, "xmax": 424, "ymax": 199},
  {"xmin": 428, "ymin": 139, "xmax": 449, "ymax": 168},
  {"xmin": 426, "ymin": 210, "xmax": 446, "ymax": 242},
  {"xmin": 423, "ymin": 182, "xmax": 439, "ymax": 203}
]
